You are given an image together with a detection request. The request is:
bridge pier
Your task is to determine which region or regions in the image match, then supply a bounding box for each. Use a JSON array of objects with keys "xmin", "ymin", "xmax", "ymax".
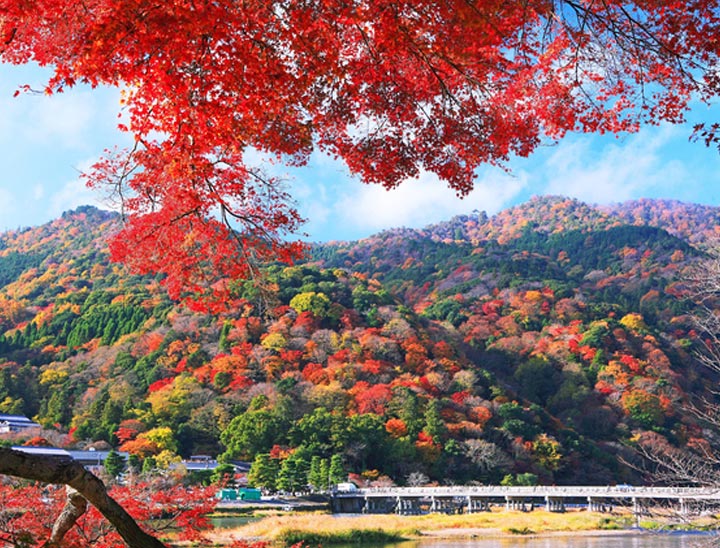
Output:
[
  {"xmin": 430, "ymin": 496, "xmax": 446, "ymax": 513},
  {"xmin": 466, "ymin": 497, "xmax": 490, "ymax": 513},
  {"xmin": 506, "ymin": 496, "xmax": 531, "ymax": 512},
  {"xmin": 395, "ymin": 497, "xmax": 421, "ymax": 515},
  {"xmin": 587, "ymin": 497, "xmax": 610, "ymax": 512},
  {"xmin": 430, "ymin": 496, "xmax": 462, "ymax": 514},
  {"xmin": 678, "ymin": 498, "xmax": 691, "ymax": 516},
  {"xmin": 632, "ymin": 497, "xmax": 649, "ymax": 517},
  {"xmin": 545, "ymin": 496, "xmax": 565, "ymax": 512}
]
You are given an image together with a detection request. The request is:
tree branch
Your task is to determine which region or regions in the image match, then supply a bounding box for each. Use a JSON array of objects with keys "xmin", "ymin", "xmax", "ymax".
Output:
[
  {"xmin": 45, "ymin": 486, "xmax": 88, "ymax": 547},
  {"xmin": 0, "ymin": 447, "xmax": 166, "ymax": 548}
]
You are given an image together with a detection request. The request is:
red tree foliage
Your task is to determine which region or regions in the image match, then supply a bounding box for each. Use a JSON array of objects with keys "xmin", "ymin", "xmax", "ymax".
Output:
[{"xmin": 0, "ymin": 482, "xmax": 215, "ymax": 548}]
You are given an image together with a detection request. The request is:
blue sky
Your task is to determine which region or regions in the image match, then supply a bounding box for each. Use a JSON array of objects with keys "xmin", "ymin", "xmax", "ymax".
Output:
[{"xmin": 1, "ymin": 62, "xmax": 719, "ymax": 242}]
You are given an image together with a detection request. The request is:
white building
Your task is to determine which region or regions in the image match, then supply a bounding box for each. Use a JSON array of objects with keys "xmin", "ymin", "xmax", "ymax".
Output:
[{"xmin": 0, "ymin": 414, "xmax": 41, "ymax": 434}]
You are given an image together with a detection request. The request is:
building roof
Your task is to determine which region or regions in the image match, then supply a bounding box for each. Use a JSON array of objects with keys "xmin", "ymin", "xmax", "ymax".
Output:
[
  {"xmin": 0, "ymin": 414, "xmax": 35, "ymax": 422},
  {"xmin": 0, "ymin": 414, "xmax": 41, "ymax": 429},
  {"xmin": 11, "ymin": 446, "xmax": 71, "ymax": 457},
  {"xmin": 67, "ymin": 450, "xmax": 127, "ymax": 464},
  {"xmin": 11, "ymin": 446, "xmax": 128, "ymax": 466}
]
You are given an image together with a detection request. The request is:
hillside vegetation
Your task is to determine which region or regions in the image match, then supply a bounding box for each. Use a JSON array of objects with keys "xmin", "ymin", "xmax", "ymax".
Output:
[{"xmin": 0, "ymin": 197, "xmax": 715, "ymax": 487}]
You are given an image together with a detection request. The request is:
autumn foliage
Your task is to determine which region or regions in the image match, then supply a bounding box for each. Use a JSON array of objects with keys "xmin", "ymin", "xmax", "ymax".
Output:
[
  {"xmin": 0, "ymin": 481, "xmax": 215, "ymax": 548},
  {"xmin": 1, "ymin": 0, "xmax": 720, "ymax": 302},
  {"xmin": 0, "ymin": 196, "xmax": 718, "ymax": 489}
]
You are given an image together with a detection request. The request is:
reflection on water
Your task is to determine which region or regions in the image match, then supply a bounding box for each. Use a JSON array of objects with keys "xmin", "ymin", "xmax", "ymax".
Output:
[
  {"xmin": 379, "ymin": 533, "xmax": 715, "ymax": 548},
  {"xmin": 210, "ymin": 515, "xmax": 258, "ymax": 529}
]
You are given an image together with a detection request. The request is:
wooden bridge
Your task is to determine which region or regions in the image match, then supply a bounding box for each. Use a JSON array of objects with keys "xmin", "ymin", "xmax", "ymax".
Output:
[{"xmin": 330, "ymin": 485, "xmax": 720, "ymax": 515}]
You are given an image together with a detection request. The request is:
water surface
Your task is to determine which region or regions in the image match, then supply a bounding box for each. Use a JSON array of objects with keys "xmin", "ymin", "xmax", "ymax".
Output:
[{"xmin": 385, "ymin": 533, "xmax": 715, "ymax": 548}]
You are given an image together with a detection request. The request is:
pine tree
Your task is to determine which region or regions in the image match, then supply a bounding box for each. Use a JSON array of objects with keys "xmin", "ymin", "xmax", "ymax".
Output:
[
  {"xmin": 248, "ymin": 454, "xmax": 279, "ymax": 491},
  {"xmin": 318, "ymin": 458, "xmax": 330, "ymax": 491},
  {"xmin": 308, "ymin": 456, "xmax": 324, "ymax": 491},
  {"xmin": 423, "ymin": 399, "xmax": 446, "ymax": 442},
  {"xmin": 104, "ymin": 449, "xmax": 125, "ymax": 479},
  {"xmin": 328, "ymin": 454, "xmax": 345, "ymax": 486},
  {"xmin": 277, "ymin": 453, "xmax": 309, "ymax": 494}
]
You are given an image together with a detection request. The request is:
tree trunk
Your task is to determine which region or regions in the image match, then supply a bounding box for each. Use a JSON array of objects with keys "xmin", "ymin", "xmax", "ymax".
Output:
[{"xmin": 0, "ymin": 447, "xmax": 166, "ymax": 548}]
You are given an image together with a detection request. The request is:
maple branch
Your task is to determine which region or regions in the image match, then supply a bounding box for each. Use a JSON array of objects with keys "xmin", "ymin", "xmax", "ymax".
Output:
[
  {"xmin": 44, "ymin": 486, "xmax": 88, "ymax": 548},
  {"xmin": 0, "ymin": 448, "xmax": 166, "ymax": 548},
  {"xmin": 559, "ymin": 0, "xmax": 697, "ymax": 76}
]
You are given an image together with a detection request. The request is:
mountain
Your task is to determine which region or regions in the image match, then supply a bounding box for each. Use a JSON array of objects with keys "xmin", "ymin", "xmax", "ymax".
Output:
[{"xmin": 0, "ymin": 197, "xmax": 715, "ymax": 487}]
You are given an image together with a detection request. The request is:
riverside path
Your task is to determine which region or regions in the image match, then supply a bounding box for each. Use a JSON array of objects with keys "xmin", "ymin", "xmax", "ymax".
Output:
[{"xmin": 330, "ymin": 485, "xmax": 720, "ymax": 515}]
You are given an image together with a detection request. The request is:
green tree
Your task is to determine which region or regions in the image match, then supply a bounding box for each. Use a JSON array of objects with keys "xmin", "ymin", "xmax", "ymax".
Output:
[
  {"xmin": 221, "ymin": 400, "xmax": 284, "ymax": 460},
  {"xmin": 248, "ymin": 453, "xmax": 280, "ymax": 491},
  {"xmin": 389, "ymin": 388, "xmax": 423, "ymax": 438},
  {"xmin": 211, "ymin": 463, "xmax": 237, "ymax": 486},
  {"xmin": 290, "ymin": 407, "xmax": 346, "ymax": 456},
  {"xmin": 328, "ymin": 454, "xmax": 346, "ymax": 486},
  {"xmin": 219, "ymin": 320, "xmax": 232, "ymax": 352},
  {"xmin": 289, "ymin": 291, "xmax": 331, "ymax": 318},
  {"xmin": 103, "ymin": 449, "xmax": 125, "ymax": 479},
  {"xmin": 277, "ymin": 453, "xmax": 309, "ymax": 494},
  {"xmin": 343, "ymin": 414, "xmax": 388, "ymax": 472},
  {"xmin": 308, "ymin": 455, "xmax": 328, "ymax": 491},
  {"xmin": 319, "ymin": 458, "xmax": 330, "ymax": 491},
  {"xmin": 501, "ymin": 472, "xmax": 538, "ymax": 486},
  {"xmin": 514, "ymin": 356, "xmax": 561, "ymax": 406},
  {"xmin": 423, "ymin": 399, "xmax": 446, "ymax": 442}
]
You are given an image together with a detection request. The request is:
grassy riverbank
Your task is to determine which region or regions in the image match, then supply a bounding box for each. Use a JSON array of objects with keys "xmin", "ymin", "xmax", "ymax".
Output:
[{"xmin": 213, "ymin": 509, "xmax": 650, "ymax": 545}]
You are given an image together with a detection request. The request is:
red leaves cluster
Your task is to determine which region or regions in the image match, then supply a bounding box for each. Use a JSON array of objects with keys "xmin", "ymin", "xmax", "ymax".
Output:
[{"xmin": 0, "ymin": 482, "xmax": 215, "ymax": 548}]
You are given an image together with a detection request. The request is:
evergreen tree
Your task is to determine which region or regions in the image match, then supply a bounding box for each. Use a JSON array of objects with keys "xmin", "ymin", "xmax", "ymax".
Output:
[
  {"xmin": 423, "ymin": 399, "xmax": 447, "ymax": 442},
  {"xmin": 103, "ymin": 449, "xmax": 125, "ymax": 479},
  {"xmin": 127, "ymin": 454, "xmax": 142, "ymax": 475},
  {"xmin": 328, "ymin": 454, "xmax": 346, "ymax": 486},
  {"xmin": 277, "ymin": 453, "xmax": 309, "ymax": 494},
  {"xmin": 318, "ymin": 458, "xmax": 330, "ymax": 491},
  {"xmin": 308, "ymin": 455, "xmax": 327, "ymax": 492},
  {"xmin": 219, "ymin": 320, "xmax": 232, "ymax": 352},
  {"xmin": 247, "ymin": 453, "xmax": 279, "ymax": 491}
]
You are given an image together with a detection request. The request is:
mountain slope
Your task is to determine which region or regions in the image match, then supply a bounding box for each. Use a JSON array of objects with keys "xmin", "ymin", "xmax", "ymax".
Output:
[{"xmin": 0, "ymin": 197, "xmax": 715, "ymax": 487}]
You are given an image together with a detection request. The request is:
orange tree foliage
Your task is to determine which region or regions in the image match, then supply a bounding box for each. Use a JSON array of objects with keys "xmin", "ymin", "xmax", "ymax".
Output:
[{"xmin": 2, "ymin": 0, "xmax": 719, "ymax": 303}]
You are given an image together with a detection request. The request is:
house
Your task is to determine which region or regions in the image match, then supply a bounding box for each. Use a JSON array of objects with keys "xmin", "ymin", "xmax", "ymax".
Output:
[
  {"xmin": 67, "ymin": 449, "xmax": 128, "ymax": 469},
  {"xmin": 0, "ymin": 414, "xmax": 41, "ymax": 434}
]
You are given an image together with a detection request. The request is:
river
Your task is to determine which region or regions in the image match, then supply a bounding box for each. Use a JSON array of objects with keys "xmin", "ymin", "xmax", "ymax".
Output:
[{"xmin": 378, "ymin": 534, "xmax": 715, "ymax": 548}]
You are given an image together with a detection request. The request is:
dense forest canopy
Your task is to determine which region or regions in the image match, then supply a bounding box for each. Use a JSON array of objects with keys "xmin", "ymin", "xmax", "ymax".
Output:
[{"xmin": 0, "ymin": 196, "xmax": 716, "ymax": 488}]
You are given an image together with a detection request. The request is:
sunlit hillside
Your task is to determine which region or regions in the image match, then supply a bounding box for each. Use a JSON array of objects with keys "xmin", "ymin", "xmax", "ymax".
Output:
[{"xmin": 0, "ymin": 197, "xmax": 715, "ymax": 487}]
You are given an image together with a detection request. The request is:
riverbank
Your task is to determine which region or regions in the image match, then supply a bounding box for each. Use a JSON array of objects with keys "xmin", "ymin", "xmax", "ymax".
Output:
[{"xmin": 208, "ymin": 507, "xmax": 716, "ymax": 546}]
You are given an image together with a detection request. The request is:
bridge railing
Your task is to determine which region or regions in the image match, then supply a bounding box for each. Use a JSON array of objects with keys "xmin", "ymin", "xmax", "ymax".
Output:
[{"xmin": 333, "ymin": 485, "xmax": 720, "ymax": 500}]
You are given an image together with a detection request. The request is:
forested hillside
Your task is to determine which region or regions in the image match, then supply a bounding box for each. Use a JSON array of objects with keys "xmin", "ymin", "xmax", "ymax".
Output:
[{"xmin": 0, "ymin": 197, "xmax": 716, "ymax": 488}]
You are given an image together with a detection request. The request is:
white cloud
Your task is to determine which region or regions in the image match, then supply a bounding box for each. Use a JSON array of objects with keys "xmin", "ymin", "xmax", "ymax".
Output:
[
  {"xmin": 48, "ymin": 177, "xmax": 103, "ymax": 218},
  {"xmin": 540, "ymin": 127, "xmax": 687, "ymax": 204},
  {"xmin": 291, "ymin": 179, "xmax": 331, "ymax": 229},
  {"xmin": 336, "ymin": 168, "xmax": 527, "ymax": 233},
  {"xmin": 47, "ymin": 158, "xmax": 117, "ymax": 218}
]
